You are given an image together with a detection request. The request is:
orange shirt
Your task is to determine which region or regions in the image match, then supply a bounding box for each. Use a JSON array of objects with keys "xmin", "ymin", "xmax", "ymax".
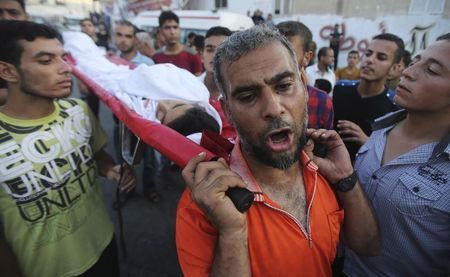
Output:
[
  {"xmin": 176, "ymin": 140, "xmax": 344, "ymax": 277},
  {"xmin": 335, "ymin": 67, "xmax": 360, "ymax": 80}
]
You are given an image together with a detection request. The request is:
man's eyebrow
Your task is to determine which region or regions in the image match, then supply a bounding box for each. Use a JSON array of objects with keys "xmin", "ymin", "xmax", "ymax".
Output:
[
  {"xmin": 231, "ymin": 84, "xmax": 261, "ymax": 97},
  {"xmin": 231, "ymin": 71, "xmax": 295, "ymax": 97},
  {"xmin": 264, "ymin": 70, "xmax": 295, "ymax": 85},
  {"xmin": 160, "ymin": 103, "xmax": 186, "ymax": 124},
  {"xmin": 32, "ymin": 51, "xmax": 56, "ymax": 59},
  {"xmin": 32, "ymin": 51, "xmax": 68, "ymax": 59}
]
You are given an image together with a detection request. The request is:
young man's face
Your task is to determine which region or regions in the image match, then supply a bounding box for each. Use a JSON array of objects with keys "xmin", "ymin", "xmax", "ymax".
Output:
[
  {"xmin": 115, "ymin": 25, "xmax": 136, "ymax": 54},
  {"xmin": 202, "ymin": 35, "xmax": 228, "ymax": 73},
  {"xmin": 0, "ymin": 0, "xmax": 27, "ymax": 21},
  {"xmin": 156, "ymin": 99, "xmax": 195, "ymax": 125},
  {"xmin": 80, "ymin": 20, "xmax": 96, "ymax": 38},
  {"xmin": 10, "ymin": 38, "xmax": 72, "ymax": 99},
  {"xmin": 395, "ymin": 40, "xmax": 450, "ymax": 114},
  {"xmin": 286, "ymin": 35, "xmax": 310, "ymax": 68},
  {"xmin": 220, "ymin": 41, "xmax": 307, "ymax": 169},
  {"xmin": 347, "ymin": 53, "xmax": 359, "ymax": 67},
  {"xmin": 160, "ymin": 20, "xmax": 180, "ymax": 46},
  {"xmin": 360, "ymin": 39, "xmax": 398, "ymax": 82},
  {"xmin": 320, "ymin": 49, "xmax": 335, "ymax": 67}
]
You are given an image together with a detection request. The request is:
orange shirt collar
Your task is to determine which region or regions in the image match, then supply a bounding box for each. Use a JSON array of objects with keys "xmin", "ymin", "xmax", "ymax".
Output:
[{"xmin": 230, "ymin": 137, "xmax": 319, "ymax": 202}]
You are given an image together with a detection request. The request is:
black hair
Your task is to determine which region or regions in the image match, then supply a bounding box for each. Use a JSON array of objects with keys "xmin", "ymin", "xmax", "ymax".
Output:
[
  {"xmin": 116, "ymin": 20, "xmax": 137, "ymax": 34},
  {"xmin": 193, "ymin": 35, "xmax": 204, "ymax": 51},
  {"xmin": 372, "ymin": 33, "xmax": 405, "ymax": 63},
  {"xmin": 187, "ymin": 32, "xmax": 196, "ymax": 39},
  {"xmin": 205, "ymin": 26, "xmax": 232, "ymax": 39},
  {"xmin": 402, "ymin": 50, "xmax": 412, "ymax": 67},
  {"xmin": 436, "ymin": 32, "xmax": 450, "ymax": 41},
  {"xmin": 0, "ymin": 20, "xmax": 62, "ymax": 66},
  {"xmin": 348, "ymin": 49, "xmax": 359, "ymax": 56},
  {"xmin": 314, "ymin": 78, "xmax": 332, "ymax": 94},
  {"xmin": 80, "ymin": 18, "xmax": 93, "ymax": 26},
  {"xmin": 276, "ymin": 21, "xmax": 313, "ymax": 52},
  {"xmin": 159, "ymin": 10, "xmax": 179, "ymax": 27},
  {"xmin": 166, "ymin": 107, "xmax": 220, "ymax": 136},
  {"xmin": 317, "ymin": 46, "xmax": 331, "ymax": 61}
]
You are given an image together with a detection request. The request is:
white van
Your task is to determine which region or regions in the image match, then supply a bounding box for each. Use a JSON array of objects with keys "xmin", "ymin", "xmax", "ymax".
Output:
[{"xmin": 130, "ymin": 9, "xmax": 254, "ymax": 38}]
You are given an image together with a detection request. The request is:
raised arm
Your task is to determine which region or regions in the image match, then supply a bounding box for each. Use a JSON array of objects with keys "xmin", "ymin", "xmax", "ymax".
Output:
[
  {"xmin": 181, "ymin": 153, "xmax": 251, "ymax": 276},
  {"xmin": 305, "ymin": 129, "xmax": 380, "ymax": 256}
]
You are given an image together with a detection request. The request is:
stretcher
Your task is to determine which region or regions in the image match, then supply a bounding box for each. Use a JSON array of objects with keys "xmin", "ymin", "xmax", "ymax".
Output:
[{"xmin": 68, "ymin": 55, "xmax": 253, "ymax": 213}]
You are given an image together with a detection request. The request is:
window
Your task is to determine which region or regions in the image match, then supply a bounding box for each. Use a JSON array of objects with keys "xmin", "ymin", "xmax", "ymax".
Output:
[
  {"xmin": 215, "ymin": 0, "xmax": 227, "ymax": 9},
  {"xmin": 409, "ymin": 0, "xmax": 445, "ymax": 15}
]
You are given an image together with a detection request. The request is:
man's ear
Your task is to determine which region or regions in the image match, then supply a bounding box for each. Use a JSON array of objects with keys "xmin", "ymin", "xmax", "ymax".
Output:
[
  {"xmin": 302, "ymin": 50, "xmax": 313, "ymax": 68},
  {"xmin": 388, "ymin": 62, "xmax": 401, "ymax": 77},
  {"xmin": 0, "ymin": 62, "xmax": 19, "ymax": 83}
]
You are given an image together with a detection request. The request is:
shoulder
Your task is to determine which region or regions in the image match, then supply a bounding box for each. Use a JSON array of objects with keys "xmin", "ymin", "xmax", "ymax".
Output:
[
  {"xmin": 307, "ymin": 85, "xmax": 331, "ymax": 101},
  {"xmin": 305, "ymin": 65, "xmax": 316, "ymax": 73},
  {"xmin": 333, "ymin": 80, "xmax": 359, "ymax": 94},
  {"xmin": 182, "ymin": 46, "xmax": 197, "ymax": 55},
  {"xmin": 56, "ymin": 98, "xmax": 91, "ymax": 115}
]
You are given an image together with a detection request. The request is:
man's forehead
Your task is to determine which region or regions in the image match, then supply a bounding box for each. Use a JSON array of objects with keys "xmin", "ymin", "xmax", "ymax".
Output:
[
  {"xmin": 116, "ymin": 25, "xmax": 134, "ymax": 34},
  {"xmin": 222, "ymin": 42, "xmax": 297, "ymax": 90},
  {"xmin": 20, "ymin": 38, "xmax": 65, "ymax": 57},
  {"xmin": 0, "ymin": 0, "xmax": 23, "ymax": 10},
  {"xmin": 368, "ymin": 39, "xmax": 397, "ymax": 55},
  {"xmin": 205, "ymin": 35, "xmax": 227, "ymax": 46},
  {"xmin": 162, "ymin": 20, "xmax": 178, "ymax": 27}
]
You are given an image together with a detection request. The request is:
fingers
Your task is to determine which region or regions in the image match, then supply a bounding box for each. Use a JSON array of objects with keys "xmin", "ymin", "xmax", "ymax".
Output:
[
  {"xmin": 308, "ymin": 128, "xmax": 344, "ymax": 149},
  {"xmin": 181, "ymin": 152, "xmax": 208, "ymax": 189},
  {"xmin": 119, "ymin": 164, "xmax": 136, "ymax": 192}
]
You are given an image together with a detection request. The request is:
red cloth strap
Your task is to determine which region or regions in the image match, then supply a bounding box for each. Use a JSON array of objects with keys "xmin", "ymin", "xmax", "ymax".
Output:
[{"xmin": 69, "ymin": 55, "xmax": 218, "ymax": 168}]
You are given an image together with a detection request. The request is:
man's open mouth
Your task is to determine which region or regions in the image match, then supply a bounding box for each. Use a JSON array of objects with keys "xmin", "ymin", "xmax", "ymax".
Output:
[{"xmin": 266, "ymin": 128, "xmax": 294, "ymax": 152}]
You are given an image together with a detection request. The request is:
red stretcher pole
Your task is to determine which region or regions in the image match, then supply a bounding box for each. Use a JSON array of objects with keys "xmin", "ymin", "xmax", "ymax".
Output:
[
  {"xmin": 70, "ymin": 58, "xmax": 254, "ymax": 213},
  {"xmin": 70, "ymin": 65, "xmax": 217, "ymax": 168}
]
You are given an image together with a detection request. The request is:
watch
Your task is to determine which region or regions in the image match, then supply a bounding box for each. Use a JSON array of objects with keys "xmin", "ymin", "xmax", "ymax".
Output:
[{"xmin": 333, "ymin": 171, "xmax": 358, "ymax": 192}]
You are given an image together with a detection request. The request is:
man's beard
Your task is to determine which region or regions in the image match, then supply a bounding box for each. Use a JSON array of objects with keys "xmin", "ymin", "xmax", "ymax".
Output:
[
  {"xmin": 120, "ymin": 45, "xmax": 134, "ymax": 54},
  {"xmin": 234, "ymin": 114, "xmax": 308, "ymax": 170}
]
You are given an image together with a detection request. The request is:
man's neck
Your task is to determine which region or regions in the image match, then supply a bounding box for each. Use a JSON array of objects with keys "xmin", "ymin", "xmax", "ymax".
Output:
[
  {"xmin": 205, "ymin": 72, "xmax": 220, "ymax": 100},
  {"xmin": 164, "ymin": 42, "xmax": 183, "ymax": 54},
  {"xmin": 242, "ymin": 146, "xmax": 302, "ymax": 189},
  {"xmin": 0, "ymin": 89, "xmax": 55, "ymax": 119},
  {"xmin": 121, "ymin": 49, "xmax": 138, "ymax": 61},
  {"xmin": 317, "ymin": 63, "xmax": 329, "ymax": 73},
  {"xmin": 399, "ymin": 111, "xmax": 450, "ymax": 142},
  {"xmin": 357, "ymin": 79, "xmax": 386, "ymax": 98}
]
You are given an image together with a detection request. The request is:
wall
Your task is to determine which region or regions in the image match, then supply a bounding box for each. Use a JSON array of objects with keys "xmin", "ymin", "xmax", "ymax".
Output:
[{"xmin": 275, "ymin": 14, "xmax": 450, "ymax": 68}]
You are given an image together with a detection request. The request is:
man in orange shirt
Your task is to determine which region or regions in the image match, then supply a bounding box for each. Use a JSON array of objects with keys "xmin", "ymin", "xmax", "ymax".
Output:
[
  {"xmin": 176, "ymin": 26, "xmax": 379, "ymax": 276},
  {"xmin": 336, "ymin": 50, "xmax": 360, "ymax": 80}
]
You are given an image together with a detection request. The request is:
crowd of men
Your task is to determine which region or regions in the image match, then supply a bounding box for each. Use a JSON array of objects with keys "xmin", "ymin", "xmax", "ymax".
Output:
[{"xmin": 0, "ymin": 0, "xmax": 448, "ymax": 276}]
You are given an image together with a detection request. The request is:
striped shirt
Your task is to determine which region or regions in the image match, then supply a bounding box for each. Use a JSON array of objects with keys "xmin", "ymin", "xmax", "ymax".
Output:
[{"xmin": 344, "ymin": 125, "xmax": 450, "ymax": 276}]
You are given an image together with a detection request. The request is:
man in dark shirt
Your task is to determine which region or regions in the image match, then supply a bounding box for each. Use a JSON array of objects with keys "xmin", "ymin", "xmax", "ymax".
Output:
[
  {"xmin": 333, "ymin": 33, "xmax": 404, "ymax": 161},
  {"xmin": 153, "ymin": 11, "xmax": 202, "ymax": 76}
]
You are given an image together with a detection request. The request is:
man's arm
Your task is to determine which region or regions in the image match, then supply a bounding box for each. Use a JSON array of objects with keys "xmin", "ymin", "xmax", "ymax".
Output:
[
  {"xmin": 182, "ymin": 153, "xmax": 251, "ymax": 276},
  {"xmin": 0, "ymin": 234, "xmax": 23, "ymax": 277},
  {"xmin": 94, "ymin": 148, "xmax": 136, "ymax": 192},
  {"xmin": 306, "ymin": 129, "xmax": 380, "ymax": 256},
  {"xmin": 336, "ymin": 120, "xmax": 369, "ymax": 146}
]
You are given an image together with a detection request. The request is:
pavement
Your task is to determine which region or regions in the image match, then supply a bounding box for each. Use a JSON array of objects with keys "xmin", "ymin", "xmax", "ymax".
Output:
[{"xmin": 76, "ymin": 85, "xmax": 184, "ymax": 276}]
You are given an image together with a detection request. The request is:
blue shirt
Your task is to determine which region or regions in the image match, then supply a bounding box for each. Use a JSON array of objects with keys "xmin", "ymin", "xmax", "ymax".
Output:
[
  {"xmin": 130, "ymin": 51, "xmax": 154, "ymax": 66},
  {"xmin": 344, "ymin": 120, "xmax": 450, "ymax": 276}
]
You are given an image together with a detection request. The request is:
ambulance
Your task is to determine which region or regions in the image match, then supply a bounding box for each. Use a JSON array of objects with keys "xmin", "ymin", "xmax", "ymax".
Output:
[{"xmin": 130, "ymin": 9, "xmax": 254, "ymax": 39}]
